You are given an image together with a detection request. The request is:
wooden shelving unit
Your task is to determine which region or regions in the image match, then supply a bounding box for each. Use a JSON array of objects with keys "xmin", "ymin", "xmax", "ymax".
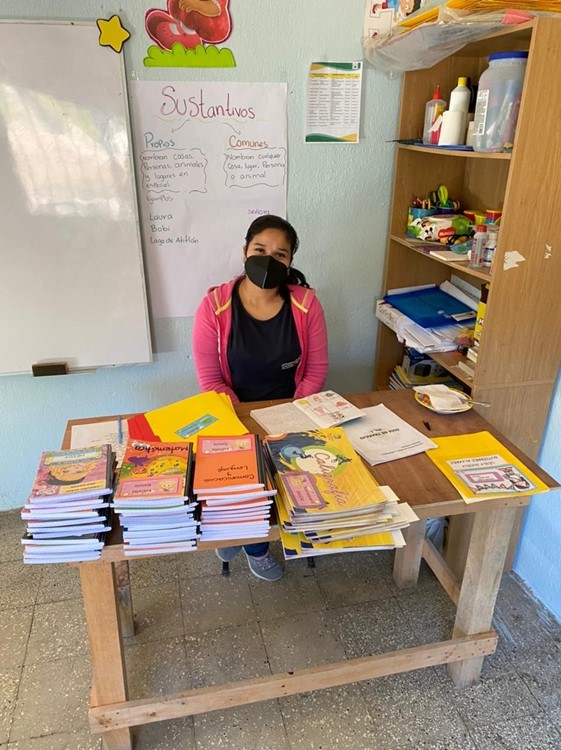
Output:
[{"xmin": 374, "ymin": 17, "xmax": 561, "ymax": 568}]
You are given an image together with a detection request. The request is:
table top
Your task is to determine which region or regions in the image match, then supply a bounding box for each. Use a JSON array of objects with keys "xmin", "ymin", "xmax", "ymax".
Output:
[{"xmin": 63, "ymin": 390, "xmax": 557, "ymax": 527}]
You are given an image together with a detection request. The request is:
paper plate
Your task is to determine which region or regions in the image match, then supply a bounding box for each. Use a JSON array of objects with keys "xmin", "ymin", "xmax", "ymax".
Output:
[{"xmin": 414, "ymin": 389, "xmax": 473, "ymax": 415}]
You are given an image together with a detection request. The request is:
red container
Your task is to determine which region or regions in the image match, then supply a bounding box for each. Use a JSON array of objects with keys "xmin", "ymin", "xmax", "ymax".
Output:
[{"xmin": 486, "ymin": 209, "xmax": 502, "ymax": 225}]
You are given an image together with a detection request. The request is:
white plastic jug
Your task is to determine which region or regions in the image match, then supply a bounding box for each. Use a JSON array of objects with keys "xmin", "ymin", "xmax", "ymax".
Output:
[{"xmin": 472, "ymin": 52, "xmax": 528, "ymax": 153}]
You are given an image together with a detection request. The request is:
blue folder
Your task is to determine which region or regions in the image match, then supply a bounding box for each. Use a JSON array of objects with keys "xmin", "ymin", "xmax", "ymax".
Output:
[{"xmin": 384, "ymin": 287, "xmax": 475, "ymax": 329}]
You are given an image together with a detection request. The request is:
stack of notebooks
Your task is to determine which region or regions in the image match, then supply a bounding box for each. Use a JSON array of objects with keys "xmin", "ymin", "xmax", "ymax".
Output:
[
  {"xmin": 113, "ymin": 441, "xmax": 198, "ymax": 557},
  {"xmin": 264, "ymin": 427, "xmax": 418, "ymax": 559},
  {"xmin": 389, "ymin": 363, "xmax": 460, "ymax": 391},
  {"xmin": 21, "ymin": 445, "xmax": 115, "ymax": 564},
  {"xmin": 193, "ymin": 434, "xmax": 275, "ymax": 544}
]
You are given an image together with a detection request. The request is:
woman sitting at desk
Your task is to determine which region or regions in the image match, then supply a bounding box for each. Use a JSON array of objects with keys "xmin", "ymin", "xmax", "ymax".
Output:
[{"xmin": 193, "ymin": 215, "xmax": 329, "ymax": 581}]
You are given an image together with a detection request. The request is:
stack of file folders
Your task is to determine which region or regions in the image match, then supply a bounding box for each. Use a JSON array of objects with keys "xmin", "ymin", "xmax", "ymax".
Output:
[
  {"xmin": 21, "ymin": 444, "xmax": 115, "ymax": 564},
  {"xmin": 113, "ymin": 440, "xmax": 198, "ymax": 557},
  {"xmin": 376, "ymin": 282, "xmax": 476, "ymax": 353},
  {"xmin": 193, "ymin": 434, "xmax": 275, "ymax": 544},
  {"xmin": 264, "ymin": 427, "xmax": 418, "ymax": 559}
]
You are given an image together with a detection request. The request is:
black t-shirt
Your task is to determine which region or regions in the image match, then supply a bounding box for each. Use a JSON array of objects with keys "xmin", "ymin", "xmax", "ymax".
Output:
[{"xmin": 227, "ymin": 282, "xmax": 301, "ymax": 402}]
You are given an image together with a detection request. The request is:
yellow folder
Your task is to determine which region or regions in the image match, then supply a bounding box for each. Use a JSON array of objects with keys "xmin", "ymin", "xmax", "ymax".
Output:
[
  {"xmin": 144, "ymin": 391, "xmax": 247, "ymax": 450},
  {"xmin": 426, "ymin": 431, "xmax": 549, "ymax": 502}
]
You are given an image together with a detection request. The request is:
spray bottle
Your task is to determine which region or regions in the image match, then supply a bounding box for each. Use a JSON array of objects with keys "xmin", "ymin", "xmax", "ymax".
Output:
[{"xmin": 422, "ymin": 85, "xmax": 447, "ymax": 145}]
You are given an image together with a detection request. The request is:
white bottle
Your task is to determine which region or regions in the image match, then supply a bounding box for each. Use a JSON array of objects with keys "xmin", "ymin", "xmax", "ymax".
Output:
[
  {"xmin": 448, "ymin": 77, "xmax": 470, "ymax": 144},
  {"xmin": 470, "ymin": 225, "xmax": 488, "ymax": 268},
  {"xmin": 472, "ymin": 52, "xmax": 528, "ymax": 152}
]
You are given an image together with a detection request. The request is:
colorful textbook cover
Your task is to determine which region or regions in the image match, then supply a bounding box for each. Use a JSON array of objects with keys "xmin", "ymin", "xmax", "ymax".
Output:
[
  {"xmin": 264, "ymin": 427, "xmax": 387, "ymax": 520},
  {"xmin": 115, "ymin": 441, "xmax": 193, "ymax": 500},
  {"xmin": 193, "ymin": 434, "xmax": 265, "ymax": 493},
  {"xmin": 28, "ymin": 445, "xmax": 113, "ymax": 501},
  {"xmin": 426, "ymin": 431, "xmax": 549, "ymax": 502}
]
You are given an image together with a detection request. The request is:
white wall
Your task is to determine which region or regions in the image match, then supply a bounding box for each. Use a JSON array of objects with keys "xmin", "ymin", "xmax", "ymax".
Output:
[{"xmin": 0, "ymin": 0, "xmax": 399, "ymax": 508}]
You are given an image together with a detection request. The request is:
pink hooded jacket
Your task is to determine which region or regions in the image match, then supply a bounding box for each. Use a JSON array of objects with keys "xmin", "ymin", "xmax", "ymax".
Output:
[{"xmin": 192, "ymin": 278, "xmax": 329, "ymax": 403}]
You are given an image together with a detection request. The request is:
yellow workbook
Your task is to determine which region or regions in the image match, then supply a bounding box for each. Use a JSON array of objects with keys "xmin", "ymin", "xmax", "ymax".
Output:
[
  {"xmin": 265, "ymin": 427, "xmax": 388, "ymax": 521},
  {"xmin": 426, "ymin": 431, "xmax": 549, "ymax": 503},
  {"xmin": 144, "ymin": 392, "xmax": 247, "ymax": 450},
  {"xmin": 278, "ymin": 522, "xmax": 403, "ymax": 559}
]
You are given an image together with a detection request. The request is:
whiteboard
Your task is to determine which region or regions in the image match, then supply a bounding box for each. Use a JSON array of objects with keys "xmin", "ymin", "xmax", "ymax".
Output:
[{"xmin": 0, "ymin": 21, "xmax": 152, "ymax": 375}]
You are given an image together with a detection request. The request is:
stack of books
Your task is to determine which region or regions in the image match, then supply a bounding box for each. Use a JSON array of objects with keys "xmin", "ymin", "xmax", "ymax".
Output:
[
  {"xmin": 193, "ymin": 435, "xmax": 275, "ymax": 544},
  {"xmin": 389, "ymin": 364, "xmax": 459, "ymax": 391},
  {"xmin": 21, "ymin": 445, "xmax": 115, "ymax": 564},
  {"xmin": 113, "ymin": 441, "xmax": 198, "ymax": 557},
  {"xmin": 264, "ymin": 427, "xmax": 418, "ymax": 559},
  {"xmin": 465, "ymin": 282, "xmax": 489, "ymax": 370}
]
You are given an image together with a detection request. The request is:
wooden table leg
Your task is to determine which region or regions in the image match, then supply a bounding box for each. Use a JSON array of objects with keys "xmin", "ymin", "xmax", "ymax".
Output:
[
  {"xmin": 448, "ymin": 506, "xmax": 517, "ymax": 687},
  {"xmin": 80, "ymin": 562, "xmax": 133, "ymax": 750},
  {"xmin": 114, "ymin": 561, "xmax": 135, "ymax": 639},
  {"xmin": 393, "ymin": 519, "xmax": 427, "ymax": 589}
]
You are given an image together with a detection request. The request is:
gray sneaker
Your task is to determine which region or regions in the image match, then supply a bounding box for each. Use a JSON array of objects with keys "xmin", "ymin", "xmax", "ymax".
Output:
[
  {"xmin": 245, "ymin": 550, "xmax": 283, "ymax": 581},
  {"xmin": 215, "ymin": 545, "xmax": 242, "ymax": 563}
]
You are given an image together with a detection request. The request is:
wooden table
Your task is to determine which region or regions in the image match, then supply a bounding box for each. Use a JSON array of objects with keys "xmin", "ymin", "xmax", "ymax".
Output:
[{"xmin": 63, "ymin": 391, "xmax": 557, "ymax": 750}]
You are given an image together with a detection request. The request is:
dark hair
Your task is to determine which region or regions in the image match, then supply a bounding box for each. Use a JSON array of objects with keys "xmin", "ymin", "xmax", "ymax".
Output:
[{"xmin": 244, "ymin": 215, "xmax": 309, "ymax": 289}]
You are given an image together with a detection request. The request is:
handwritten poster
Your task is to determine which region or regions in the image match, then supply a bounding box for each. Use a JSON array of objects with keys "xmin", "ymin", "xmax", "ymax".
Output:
[{"xmin": 131, "ymin": 81, "xmax": 287, "ymax": 318}]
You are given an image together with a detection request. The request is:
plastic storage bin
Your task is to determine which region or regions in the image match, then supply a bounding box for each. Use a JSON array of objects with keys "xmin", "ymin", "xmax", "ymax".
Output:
[{"xmin": 472, "ymin": 51, "xmax": 528, "ymax": 152}]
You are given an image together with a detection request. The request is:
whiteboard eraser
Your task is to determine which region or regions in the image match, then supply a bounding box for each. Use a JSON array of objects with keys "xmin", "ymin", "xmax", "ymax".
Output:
[{"xmin": 32, "ymin": 362, "xmax": 68, "ymax": 377}]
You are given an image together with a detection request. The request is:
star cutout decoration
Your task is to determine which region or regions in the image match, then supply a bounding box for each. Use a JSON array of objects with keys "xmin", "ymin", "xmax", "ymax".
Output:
[{"xmin": 97, "ymin": 15, "xmax": 131, "ymax": 53}]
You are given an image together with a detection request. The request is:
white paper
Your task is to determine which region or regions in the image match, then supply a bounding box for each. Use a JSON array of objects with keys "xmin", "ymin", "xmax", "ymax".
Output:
[
  {"xmin": 131, "ymin": 81, "xmax": 287, "ymax": 318},
  {"xmin": 343, "ymin": 404, "xmax": 436, "ymax": 465},
  {"xmin": 375, "ymin": 300, "xmax": 462, "ymax": 354},
  {"xmin": 70, "ymin": 420, "xmax": 129, "ymax": 467},
  {"xmin": 305, "ymin": 62, "xmax": 362, "ymax": 144},
  {"xmin": 413, "ymin": 384, "xmax": 468, "ymax": 412},
  {"xmin": 440, "ymin": 279, "xmax": 479, "ymax": 311}
]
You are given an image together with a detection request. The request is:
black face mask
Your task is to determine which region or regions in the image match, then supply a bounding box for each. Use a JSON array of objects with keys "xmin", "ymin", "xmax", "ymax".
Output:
[{"xmin": 244, "ymin": 255, "xmax": 289, "ymax": 289}]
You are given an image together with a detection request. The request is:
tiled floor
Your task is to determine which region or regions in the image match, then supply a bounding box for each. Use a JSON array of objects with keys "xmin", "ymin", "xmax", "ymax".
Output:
[{"xmin": 2, "ymin": 507, "xmax": 561, "ymax": 750}]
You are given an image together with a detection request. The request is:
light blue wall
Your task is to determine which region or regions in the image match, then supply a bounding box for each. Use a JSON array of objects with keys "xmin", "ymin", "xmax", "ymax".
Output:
[
  {"xmin": 0, "ymin": 0, "xmax": 399, "ymax": 508},
  {"xmin": 2, "ymin": 0, "xmax": 559, "ymax": 623},
  {"xmin": 514, "ymin": 375, "xmax": 561, "ymax": 622}
]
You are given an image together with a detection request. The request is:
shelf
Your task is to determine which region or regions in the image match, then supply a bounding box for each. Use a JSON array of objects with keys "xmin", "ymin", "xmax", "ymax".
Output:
[
  {"xmin": 429, "ymin": 352, "xmax": 474, "ymax": 388},
  {"xmin": 376, "ymin": 317, "xmax": 475, "ymax": 389},
  {"xmin": 459, "ymin": 20, "xmax": 534, "ymax": 58},
  {"xmin": 390, "ymin": 235, "xmax": 492, "ymax": 283},
  {"xmin": 397, "ymin": 145, "xmax": 512, "ymax": 160}
]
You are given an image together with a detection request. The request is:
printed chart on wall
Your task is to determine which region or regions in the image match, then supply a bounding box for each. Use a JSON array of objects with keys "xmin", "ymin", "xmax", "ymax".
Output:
[
  {"xmin": 131, "ymin": 81, "xmax": 287, "ymax": 318},
  {"xmin": 305, "ymin": 62, "xmax": 363, "ymax": 143}
]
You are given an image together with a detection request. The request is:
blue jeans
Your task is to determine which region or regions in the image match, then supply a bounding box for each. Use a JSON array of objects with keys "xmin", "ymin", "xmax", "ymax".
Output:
[{"xmin": 244, "ymin": 542, "xmax": 269, "ymax": 557}]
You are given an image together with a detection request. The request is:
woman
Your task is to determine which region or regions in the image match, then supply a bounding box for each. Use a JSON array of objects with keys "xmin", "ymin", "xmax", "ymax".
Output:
[{"xmin": 192, "ymin": 215, "xmax": 329, "ymax": 581}]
